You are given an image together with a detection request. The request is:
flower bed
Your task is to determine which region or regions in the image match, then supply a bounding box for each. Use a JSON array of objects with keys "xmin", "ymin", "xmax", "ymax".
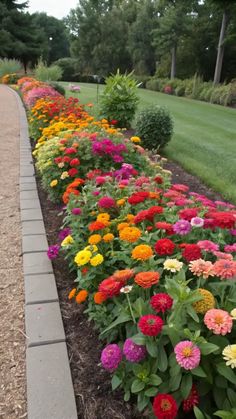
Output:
[{"xmin": 18, "ymin": 77, "xmax": 236, "ymax": 419}]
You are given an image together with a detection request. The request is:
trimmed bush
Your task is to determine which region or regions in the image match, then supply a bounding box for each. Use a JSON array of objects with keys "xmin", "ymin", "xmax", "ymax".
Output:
[
  {"xmin": 53, "ymin": 58, "xmax": 78, "ymax": 81},
  {"xmin": 136, "ymin": 105, "xmax": 173, "ymax": 150},
  {"xmin": 49, "ymin": 82, "xmax": 66, "ymax": 96},
  {"xmin": 100, "ymin": 70, "xmax": 140, "ymax": 128}
]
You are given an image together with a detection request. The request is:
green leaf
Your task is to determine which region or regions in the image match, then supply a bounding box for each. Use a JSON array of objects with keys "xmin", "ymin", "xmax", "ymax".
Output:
[
  {"xmin": 124, "ymin": 391, "xmax": 130, "ymax": 402},
  {"xmin": 111, "ymin": 375, "xmax": 122, "ymax": 390},
  {"xmin": 148, "ymin": 374, "xmax": 162, "ymax": 386},
  {"xmin": 194, "ymin": 406, "xmax": 206, "ymax": 419},
  {"xmin": 130, "ymin": 334, "xmax": 146, "ymax": 346},
  {"xmin": 191, "ymin": 366, "xmax": 207, "ymax": 378},
  {"xmin": 131, "ymin": 379, "xmax": 145, "ymax": 394},
  {"xmin": 227, "ymin": 388, "xmax": 236, "ymax": 408},
  {"xmin": 145, "ymin": 387, "xmax": 158, "ymax": 397},
  {"xmin": 169, "ymin": 372, "xmax": 182, "ymax": 391},
  {"xmin": 170, "ymin": 363, "xmax": 181, "ymax": 377},
  {"xmin": 100, "ymin": 313, "xmax": 131, "ymax": 335},
  {"xmin": 181, "ymin": 374, "xmax": 192, "ymax": 399},
  {"xmin": 198, "ymin": 342, "xmax": 219, "ymax": 355},
  {"xmin": 146, "ymin": 339, "xmax": 158, "ymax": 358},
  {"xmin": 213, "ymin": 387, "xmax": 227, "ymax": 409},
  {"xmin": 186, "ymin": 305, "xmax": 200, "ymax": 322},
  {"xmin": 157, "ymin": 343, "xmax": 168, "ymax": 372},
  {"xmin": 216, "ymin": 363, "xmax": 236, "ymax": 385}
]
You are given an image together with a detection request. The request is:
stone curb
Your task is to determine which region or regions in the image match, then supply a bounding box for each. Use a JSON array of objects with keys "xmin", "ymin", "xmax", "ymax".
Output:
[{"xmin": 10, "ymin": 87, "xmax": 77, "ymax": 419}]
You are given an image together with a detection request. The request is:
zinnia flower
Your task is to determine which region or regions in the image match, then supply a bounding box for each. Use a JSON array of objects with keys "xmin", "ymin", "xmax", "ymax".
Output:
[
  {"xmin": 190, "ymin": 217, "xmax": 204, "ymax": 227},
  {"xmin": 119, "ymin": 226, "xmax": 141, "ymax": 243},
  {"xmin": 113, "ymin": 269, "xmax": 134, "ymax": 284},
  {"xmin": 120, "ymin": 285, "xmax": 133, "ymax": 293},
  {"xmin": 75, "ymin": 289, "xmax": 88, "ymax": 304},
  {"xmin": 151, "ymin": 293, "xmax": 173, "ymax": 313},
  {"xmin": 47, "ymin": 244, "xmax": 60, "ymax": 260},
  {"xmin": 197, "ymin": 240, "xmax": 219, "ymax": 252},
  {"xmin": 153, "ymin": 394, "xmax": 178, "ymax": 419},
  {"xmin": 192, "ymin": 288, "xmax": 215, "ymax": 314},
  {"xmin": 101, "ymin": 344, "xmax": 122, "ymax": 371},
  {"xmin": 138, "ymin": 314, "xmax": 164, "ymax": 336},
  {"xmin": 123, "ymin": 338, "xmax": 147, "ymax": 362},
  {"xmin": 132, "ymin": 244, "xmax": 153, "ymax": 261},
  {"xmin": 88, "ymin": 234, "xmax": 102, "ymax": 245},
  {"xmin": 213, "ymin": 259, "xmax": 236, "ymax": 279},
  {"xmin": 99, "ymin": 276, "xmax": 122, "ymax": 298},
  {"xmin": 94, "ymin": 291, "xmax": 107, "ymax": 304},
  {"xmin": 103, "ymin": 233, "xmax": 114, "ymax": 242},
  {"xmin": 164, "ymin": 259, "xmax": 183, "ymax": 272},
  {"xmin": 189, "ymin": 259, "xmax": 214, "ymax": 279},
  {"xmin": 98, "ymin": 196, "xmax": 116, "ymax": 208},
  {"xmin": 204, "ymin": 309, "xmax": 233, "ymax": 335},
  {"xmin": 68, "ymin": 288, "xmax": 76, "ymax": 300},
  {"xmin": 155, "ymin": 238, "xmax": 175, "ymax": 256},
  {"xmin": 174, "ymin": 341, "xmax": 201, "ymax": 370},
  {"xmin": 173, "ymin": 219, "xmax": 191, "ymax": 235},
  {"xmin": 50, "ymin": 179, "xmax": 58, "ymax": 187},
  {"xmin": 74, "ymin": 249, "xmax": 92, "ymax": 266},
  {"xmin": 71, "ymin": 207, "xmax": 82, "ymax": 215},
  {"xmin": 222, "ymin": 345, "xmax": 236, "ymax": 368},
  {"xmin": 182, "ymin": 244, "xmax": 202, "ymax": 262},
  {"xmin": 134, "ymin": 271, "xmax": 160, "ymax": 288},
  {"xmin": 61, "ymin": 235, "xmax": 74, "ymax": 247},
  {"xmin": 88, "ymin": 221, "xmax": 106, "ymax": 231},
  {"xmin": 90, "ymin": 253, "xmax": 104, "ymax": 266},
  {"xmin": 182, "ymin": 385, "xmax": 199, "ymax": 412}
]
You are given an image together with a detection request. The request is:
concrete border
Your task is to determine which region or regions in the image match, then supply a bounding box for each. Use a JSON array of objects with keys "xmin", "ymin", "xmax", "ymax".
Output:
[{"xmin": 11, "ymin": 87, "xmax": 78, "ymax": 419}]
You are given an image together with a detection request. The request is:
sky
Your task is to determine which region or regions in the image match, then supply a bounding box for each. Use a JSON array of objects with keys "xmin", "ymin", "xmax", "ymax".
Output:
[{"xmin": 27, "ymin": 0, "xmax": 78, "ymax": 19}]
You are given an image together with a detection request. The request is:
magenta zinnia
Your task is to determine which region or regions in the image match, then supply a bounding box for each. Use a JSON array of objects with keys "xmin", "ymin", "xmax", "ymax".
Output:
[
  {"xmin": 174, "ymin": 340, "xmax": 201, "ymax": 370},
  {"xmin": 101, "ymin": 344, "xmax": 122, "ymax": 371},
  {"xmin": 123, "ymin": 338, "xmax": 147, "ymax": 363}
]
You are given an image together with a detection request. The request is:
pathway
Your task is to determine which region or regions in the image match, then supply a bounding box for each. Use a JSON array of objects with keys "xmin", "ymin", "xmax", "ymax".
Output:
[{"xmin": 0, "ymin": 85, "xmax": 26, "ymax": 418}]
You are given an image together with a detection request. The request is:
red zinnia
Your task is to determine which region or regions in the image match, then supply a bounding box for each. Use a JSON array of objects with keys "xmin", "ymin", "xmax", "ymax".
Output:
[
  {"xmin": 183, "ymin": 385, "xmax": 199, "ymax": 412},
  {"xmin": 155, "ymin": 238, "xmax": 175, "ymax": 256},
  {"xmin": 151, "ymin": 293, "xmax": 173, "ymax": 313},
  {"xmin": 128, "ymin": 191, "xmax": 149, "ymax": 205},
  {"xmin": 179, "ymin": 208, "xmax": 199, "ymax": 221},
  {"xmin": 211, "ymin": 211, "xmax": 235, "ymax": 229},
  {"xmin": 182, "ymin": 244, "xmax": 202, "ymax": 262},
  {"xmin": 99, "ymin": 276, "xmax": 122, "ymax": 298},
  {"xmin": 154, "ymin": 176, "xmax": 163, "ymax": 184},
  {"xmin": 134, "ymin": 210, "xmax": 149, "ymax": 224},
  {"xmin": 138, "ymin": 314, "xmax": 164, "ymax": 336},
  {"xmin": 68, "ymin": 168, "xmax": 78, "ymax": 177},
  {"xmin": 147, "ymin": 206, "xmax": 163, "ymax": 220},
  {"xmin": 64, "ymin": 147, "xmax": 77, "ymax": 154},
  {"xmin": 153, "ymin": 394, "xmax": 178, "ymax": 419},
  {"xmin": 63, "ymin": 156, "xmax": 71, "ymax": 163},
  {"xmin": 54, "ymin": 157, "xmax": 62, "ymax": 164},
  {"xmin": 70, "ymin": 158, "xmax": 80, "ymax": 166},
  {"xmin": 156, "ymin": 222, "xmax": 174, "ymax": 235}
]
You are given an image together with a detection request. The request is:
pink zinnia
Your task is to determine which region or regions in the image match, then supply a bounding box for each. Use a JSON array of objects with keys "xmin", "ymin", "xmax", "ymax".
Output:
[
  {"xmin": 224, "ymin": 244, "xmax": 236, "ymax": 253},
  {"xmin": 197, "ymin": 240, "xmax": 219, "ymax": 252},
  {"xmin": 173, "ymin": 219, "xmax": 191, "ymax": 235},
  {"xmin": 190, "ymin": 217, "xmax": 204, "ymax": 227},
  {"xmin": 213, "ymin": 259, "xmax": 236, "ymax": 279},
  {"xmin": 174, "ymin": 341, "xmax": 201, "ymax": 370},
  {"xmin": 204, "ymin": 309, "xmax": 233, "ymax": 335},
  {"xmin": 189, "ymin": 258, "xmax": 214, "ymax": 279},
  {"xmin": 213, "ymin": 251, "xmax": 233, "ymax": 260},
  {"xmin": 98, "ymin": 196, "xmax": 116, "ymax": 208}
]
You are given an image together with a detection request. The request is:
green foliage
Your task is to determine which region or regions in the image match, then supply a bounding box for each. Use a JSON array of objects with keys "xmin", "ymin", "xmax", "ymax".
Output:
[
  {"xmin": 35, "ymin": 60, "xmax": 62, "ymax": 82},
  {"xmin": 48, "ymin": 82, "xmax": 65, "ymax": 96},
  {"xmin": 0, "ymin": 58, "xmax": 21, "ymax": 77},
  {"xmin": 53, "ymin": 58, "xmax": 78, "ymax": 81},
  {"xmin": 136, "ymin": 105, "xmax": 173, "ymax": 150},
  {"xmin": 100, "ymin": 70, "xmax": 140, "ymax": 128}
]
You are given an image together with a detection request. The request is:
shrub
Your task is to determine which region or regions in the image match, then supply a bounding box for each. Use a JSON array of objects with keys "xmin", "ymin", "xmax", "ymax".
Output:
[
  {"xmin": 175, "ymin": 84, "xmax": 185, "ymax": 96},
  {"xmin": 0, "ymin": 58, "xmax": 22, "ymax": 78},
  {"xmin": 100, "ymin": 70, "xmax": 140, "ymax": 128},
  {"xmin": 146, "ymin": 78, "xmax": 161, "ymax": 91},
  {"xmin": 53, "ymin": 57, "xmax": 78, "ymax": 81},
  {"xmin": 136, "ymin": 105, "xmax": 173, "ymax": 150},
  {"xmin": 1, "ymin": 73, "xmax": 19, "ymax": 84},
  {"xmin": 35, "ymin": 60, "xmax": 62, "ymax": 82},
  {"xmin": 48, "ymin": 82, "xmax": 65, "ymax": 96}
]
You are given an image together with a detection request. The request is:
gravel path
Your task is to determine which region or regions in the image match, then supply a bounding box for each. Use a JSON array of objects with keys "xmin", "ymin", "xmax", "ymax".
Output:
[{"xmin": 0, "ymin": 86, "xmax": 26, "ymax": 418}]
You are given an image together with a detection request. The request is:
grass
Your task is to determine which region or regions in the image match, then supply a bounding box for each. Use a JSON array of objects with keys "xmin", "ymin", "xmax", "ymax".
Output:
[{"xmin": 60, "ymin": 81, "xmax": 236, "ymax": 203}]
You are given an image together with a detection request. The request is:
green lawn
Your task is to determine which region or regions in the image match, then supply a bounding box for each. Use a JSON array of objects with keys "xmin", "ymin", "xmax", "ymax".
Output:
[{"xmin": 61, "ymin": 82, "xmax": 236, "ymax": 203}]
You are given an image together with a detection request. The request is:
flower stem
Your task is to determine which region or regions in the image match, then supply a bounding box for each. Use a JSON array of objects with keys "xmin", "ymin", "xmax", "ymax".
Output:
[{"xmin": 126, "ymin": 294, "xmax": 136, "ymax": 324}]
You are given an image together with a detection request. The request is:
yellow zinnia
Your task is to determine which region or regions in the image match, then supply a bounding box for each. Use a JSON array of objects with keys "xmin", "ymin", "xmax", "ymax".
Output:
[
  {"xmin": 90, "ymin": 254, "xmax": 104, "ymax": 266},
  {"xmin": 130, "ymin": 136, "xmax": 141, "ymax": 143},
  {"xmin": 50, "ymin": 179, "xmax": 58, "ymax": 187},
  {"xmin": 222, "ymin": 345, "xmax": 236, "ymax": 369},
  {"xmin": 61, "ymin": 235, "xmax": 74, "ymax": 247},
  {"xmin": 74, "ymin": 250, "xmax": 92, "ymax": 266}
]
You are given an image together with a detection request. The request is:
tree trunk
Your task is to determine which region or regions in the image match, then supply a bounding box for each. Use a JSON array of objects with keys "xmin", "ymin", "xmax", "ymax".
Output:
[
  {"xmin": 170, "ymin": 45, "xmax": 176, "ymax": 79},
  {"xmin": 213, "ymin": 11, "xmax": 228, "ymax": 85}
]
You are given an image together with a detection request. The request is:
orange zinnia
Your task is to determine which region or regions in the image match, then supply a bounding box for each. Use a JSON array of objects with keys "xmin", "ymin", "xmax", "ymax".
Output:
[
  {"xmin": 94, "ymin": 291, "xmax": 107, "ymax": 304},
  {"xmin": 132, "ymin": 244, "xmax": 153, "ymax": 261},
  {"xmin": 134, "ymin": 272, "xmax": 160, "ymax": 288},
  {"xmin": 68, "ymin": 288, "xmax": 76, "ymax": 299},
  {"xmin": 75, "ymin": 290, "xmax": 88, "ymax": 304},
  {"xmin": 113, "ymin": 269, "xmax": 135, "ymax": 284},
  {"xmin": 119, "ymin": 226, "xmax": 141, "ymax": 243}
]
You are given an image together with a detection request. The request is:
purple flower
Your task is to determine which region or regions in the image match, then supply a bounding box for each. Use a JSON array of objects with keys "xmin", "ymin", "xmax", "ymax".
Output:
[
  {"xmin": 113, "ymin": 154, "xmax": 124, "ymax": 163},
  {"xmin": 71, "ymin": 208, "xmax": 81, "ymax": 215},
  {"xmin": 173, "ymin": 219, "xmax": 191, "ymax": 235},
  {"xmin": 58, "ymin": 227, "xmax": 71, "ymax": 241},
  {"xmin": 98, "ymin": 196, "xmax": 116, "ymax": 208},
  {"xmin": 101, "ymin": 344, "xmax": 122, "ymax": 371},
  {"xmin": 47, "ymin": 245, "xmax": 60, "ymax": 260},
  {"xmin": 123, "ymin": 339, "xmax": 147, "ymax": 363},
  {"xmin": 230, "ymin": 229, "xmax": 236, "ymax": 236}
]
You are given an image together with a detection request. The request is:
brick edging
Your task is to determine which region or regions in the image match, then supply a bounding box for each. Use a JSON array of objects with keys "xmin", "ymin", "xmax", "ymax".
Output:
[{"xmin": 10, "ymin": 87, "xmax": 77, "ymax": 419}]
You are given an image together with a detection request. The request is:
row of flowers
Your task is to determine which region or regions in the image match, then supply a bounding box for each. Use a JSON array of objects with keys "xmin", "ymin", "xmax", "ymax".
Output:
[{"xmin": 18, "ymin": 77, "xmax": 236, "ymax": 419}]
